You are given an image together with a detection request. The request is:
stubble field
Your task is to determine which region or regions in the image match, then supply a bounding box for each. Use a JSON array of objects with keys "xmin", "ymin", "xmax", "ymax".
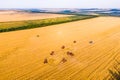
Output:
[{"xmin": 0, "ymin": 16, "xmax": 120, "ymax": 80}]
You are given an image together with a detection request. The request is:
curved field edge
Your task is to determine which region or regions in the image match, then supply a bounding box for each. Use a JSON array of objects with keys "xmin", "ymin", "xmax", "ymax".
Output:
[{"xmin": 0, "ymin": 15, "xmax": 98, "ymax": 33}]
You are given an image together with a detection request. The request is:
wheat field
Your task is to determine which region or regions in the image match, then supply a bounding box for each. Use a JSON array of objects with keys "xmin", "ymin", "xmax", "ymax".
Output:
[
  {"xmin": 0, "ymin": 10, "xmax": 72, "ymax": 22},
  {"xmin": 0, "ymin": 17, "xmax": 120, "ymax": 80}
]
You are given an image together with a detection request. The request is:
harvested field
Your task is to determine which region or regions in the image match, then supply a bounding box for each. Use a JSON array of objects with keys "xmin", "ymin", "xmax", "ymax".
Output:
[
  {"xmin": 0, "ymin": 14, "xmax": 96, "ymax": 33},
  {"xmin": 0, "ymin": 17, "xmax": 120, "ymax": 80},
  {"xmin": 0, "ymin": 10, "xmax": 72, "ymax": 22}
]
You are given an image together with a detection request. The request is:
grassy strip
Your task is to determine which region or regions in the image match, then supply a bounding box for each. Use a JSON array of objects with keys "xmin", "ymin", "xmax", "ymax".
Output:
[{"xmin": 0, "ymin": 15, "xmax": 98, "ymax": 33}]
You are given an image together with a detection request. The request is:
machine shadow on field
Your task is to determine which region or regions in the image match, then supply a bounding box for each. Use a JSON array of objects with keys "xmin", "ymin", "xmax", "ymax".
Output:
[{"xmin": 108, "ymin": 60, "xmax": 120, "ymax": 80}]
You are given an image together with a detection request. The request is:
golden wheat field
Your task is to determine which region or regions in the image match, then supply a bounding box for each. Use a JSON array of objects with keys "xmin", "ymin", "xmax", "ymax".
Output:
[
  {"xmin": 0, "ymin": 17, "xmax": 120, "ymax": 80},
  {"xmin": 0, "ymin": 10, "xmax": 72, "ymax": 22}
]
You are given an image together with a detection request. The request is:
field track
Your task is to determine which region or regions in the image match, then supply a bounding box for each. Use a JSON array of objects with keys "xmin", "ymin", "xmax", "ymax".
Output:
[{"xmin": 0, "ymin": 17, "xmax": 120, "ymax": 80}]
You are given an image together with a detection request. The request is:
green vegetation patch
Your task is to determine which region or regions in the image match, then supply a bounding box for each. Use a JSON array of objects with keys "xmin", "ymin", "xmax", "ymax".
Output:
[{"xmin": 0, "ymin": 15, "xmax": 98, "ymax": 33}]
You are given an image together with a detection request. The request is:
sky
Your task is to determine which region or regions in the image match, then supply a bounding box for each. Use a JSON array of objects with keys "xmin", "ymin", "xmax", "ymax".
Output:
[{"xmin": 0, "ymin": 0, "xmax": 120, "ymax": 8}]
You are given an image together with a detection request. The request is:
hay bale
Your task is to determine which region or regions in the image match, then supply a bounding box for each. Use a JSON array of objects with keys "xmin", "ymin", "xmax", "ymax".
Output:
[
  {"xmin": 37, "ymin": 35, "xmax": 39, "ymax": 37},
  {"xmin": 73, "ymin": 40, "xmax": 77, "ymax": 43},
  {"xmin": 61, "ymin": 46, "xmax": 65, "ymax": 49},
  {"xmin": 89, "ymin": 41, "xmax": 93, "ymax": 44},
  {"xmin": 44, "ymin": 58, "xmax": 48, "ymax": 64},
  {"xmin": 50, "ymin": 51, "xmax": 55, "ymax": 55},
  {"xmin": 61, "ymin": 58, "xmax": 67, "ymax": 63},
  {"xmin": 67, "ymin": 51, "xmax": 74, "ymax": 56}
]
